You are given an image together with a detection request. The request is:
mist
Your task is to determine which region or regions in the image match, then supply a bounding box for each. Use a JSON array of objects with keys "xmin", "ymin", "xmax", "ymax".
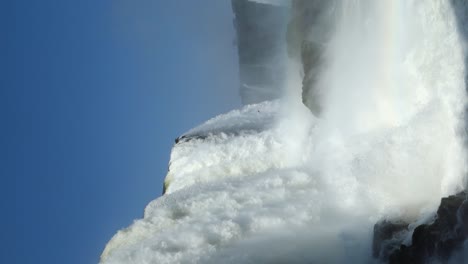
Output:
[{"xmin": 101, "ymin": 1, "xmax": 468, "ymax": 263}]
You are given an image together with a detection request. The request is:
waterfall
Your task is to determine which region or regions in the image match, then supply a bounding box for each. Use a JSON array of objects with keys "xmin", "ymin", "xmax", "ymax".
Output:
[
  {"xmin": 100, "ymin": 1, "xmax": 467, "ymax": 263},
  {"xmin": 284, "ymin": 0, "xmax": 468, "ymax": 210}
]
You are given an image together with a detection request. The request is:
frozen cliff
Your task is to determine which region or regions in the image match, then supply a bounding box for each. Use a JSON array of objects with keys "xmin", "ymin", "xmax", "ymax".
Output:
[{"xmin": 101, "ymin": 0, "xmax": 468, "ymax": 263}]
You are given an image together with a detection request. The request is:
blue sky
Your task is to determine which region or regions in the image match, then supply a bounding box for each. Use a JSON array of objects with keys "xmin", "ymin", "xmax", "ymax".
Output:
[{"xmin": 8, "ymin": 1, "xmax": 240, "ymax": 263}]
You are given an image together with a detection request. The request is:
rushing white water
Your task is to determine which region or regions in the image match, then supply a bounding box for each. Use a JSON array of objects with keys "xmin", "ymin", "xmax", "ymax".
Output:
[
  {"xmin": 289, "ymin": 0, "xmax": 467, "ymax": 212},
  {"xmin": 101, "ymin": 1, "xmax": 467, "ymax": 263}
]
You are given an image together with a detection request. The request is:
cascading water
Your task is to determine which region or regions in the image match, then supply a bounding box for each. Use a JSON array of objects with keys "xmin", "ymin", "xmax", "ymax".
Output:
[
  {"xmin": 101, "ymin": 1, "xmax": 467, "ymax": 263},
  {"xmin": 286, "ymin": 0, "xmax": 467, "ymax": 212}
]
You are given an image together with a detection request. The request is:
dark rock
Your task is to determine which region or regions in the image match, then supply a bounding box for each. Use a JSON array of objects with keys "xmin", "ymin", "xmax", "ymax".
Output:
[
  {"xmin": 437, "ymin": 192, "xmax": 466, "ymax": 232},
  {"xmin": 459, "ymin": 200, "xmax": 468, "ymax": 236},
  {"xmin": 373, "ymin": 220, "xmax": 409, "ymax": 259},
  {"xmin": 175, "ymin": 135, "xmax": 207, "ymax": 144},
  {"xmin": 375, "ymin": 192, "xmax": 468, "ymax": 264}
]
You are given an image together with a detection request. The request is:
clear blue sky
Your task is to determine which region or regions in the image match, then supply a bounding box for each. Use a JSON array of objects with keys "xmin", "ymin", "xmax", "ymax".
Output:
[{"xmin": 7, "ymin": 1, "xmax": 240, "ymax": 263}]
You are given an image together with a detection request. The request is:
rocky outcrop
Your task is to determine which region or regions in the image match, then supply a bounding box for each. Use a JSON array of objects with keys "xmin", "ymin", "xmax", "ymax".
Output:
[
  {"xmin": 373, "ymin": 220, "xmax": 410, "ymax": 260},
  {"xmin": 373, "ymin": 192, "xmax": 468, "ymax": 264}
]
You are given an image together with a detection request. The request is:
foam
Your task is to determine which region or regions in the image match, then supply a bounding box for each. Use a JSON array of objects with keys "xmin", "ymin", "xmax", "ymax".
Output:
[{"xmin": 101, "ymin": 1, "xmax": 467, "ymax": 263}]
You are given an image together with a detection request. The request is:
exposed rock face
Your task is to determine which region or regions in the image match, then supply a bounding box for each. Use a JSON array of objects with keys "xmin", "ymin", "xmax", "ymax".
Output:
[
  {"xmin": 373, "ymin": 220, "xmax": 409, "ymax": 260},
  {"xmin": 373, "ymin": 192, "xmax": 468, "ymax": 264}
]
